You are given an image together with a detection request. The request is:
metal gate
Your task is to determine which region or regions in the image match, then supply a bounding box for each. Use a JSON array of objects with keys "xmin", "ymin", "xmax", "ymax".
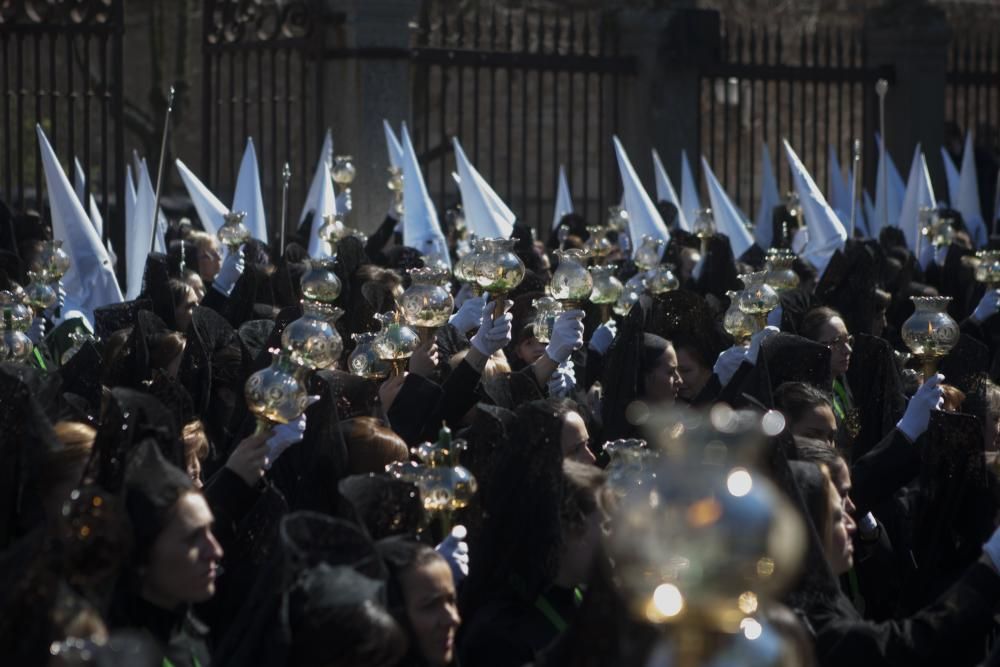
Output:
[{"xmin": 0, "ymin": 0, "xmax": 126, "ymax": 250}]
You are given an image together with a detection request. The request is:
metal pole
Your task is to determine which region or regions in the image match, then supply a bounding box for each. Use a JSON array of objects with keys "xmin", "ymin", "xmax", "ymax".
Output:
[
  {"xmin": 849, "ymin": 138, "xmax": 861, "ymax": 238},
  {"xmin": 151, "ymin": 85, "xmax": 176, "ymax": 255},
  {"xmin": 280, "ymin": 162, "xmax": 291, "ymax": 255},
  {"xmin": 875, "ymin": 79, "xmax": 888, "ymax": 233}
]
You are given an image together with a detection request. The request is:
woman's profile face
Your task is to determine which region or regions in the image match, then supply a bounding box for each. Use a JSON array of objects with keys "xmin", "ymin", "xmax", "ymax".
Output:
[
  {"xmin": 560, "ymin": 411, "xmax": 596, "ymax": 465},
  {"xmin": 642, "ymin": 344, "xmax": 682, "ymax": 403},
  {"xmin": 516, "ymin": 336, "xmax": 547, "ymax": 365},
  {"xmin": 815, "ymin": 316, "xmax": 852, "ymax": 377},
  {"xmin": 141, "ymin": 493, "xmax": 223, "ymax": 608},
  {"xmin": 400, "ymin": 557, "xmax": 461, "ymax": 667},
  {"xmin": 825, "ymin": 478, "xmax": 856, "ymax": 576}
]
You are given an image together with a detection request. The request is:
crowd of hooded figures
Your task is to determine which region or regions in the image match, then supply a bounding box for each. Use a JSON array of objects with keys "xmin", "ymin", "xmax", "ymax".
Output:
[{"xmin": 6, "ymin": 118, "xmax": 1000, "ymax": 667}]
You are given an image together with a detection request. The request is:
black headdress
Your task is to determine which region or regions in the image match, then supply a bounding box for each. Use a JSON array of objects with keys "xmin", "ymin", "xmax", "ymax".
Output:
[
  {"xmin": 814, "ymin": 239, "xmax": 879, "ymax": 336},
  {"xmin": 314, "ymin": 369, "xmax": 379, "ymax": 420},
  {"xmin": 0, "ymin": 363, "xmax": 61, "ymax": 548},
  {"xmin": 121, "ymin": 439, "xmax": 195, "ymax": 564},
  {"xmin": 899, "ymin": 410, "xmax": 997, "ymax": 614},
  {"xmin": 93, "ymin": 298, "xmax": 153, "ymax": 342},
  {"xmin": 87, "ymin": 387, "xmax": 183, "ymax": 493},
  {"xmin": 139, "ymin": 253, "xmax": 177, "ymax": 330},
  {"xmin": 179, "ymin": 306, "xmax": 244, "ymax": 445},
  {"xmin": 844, "ymin": 333, "xmax": 906, "ymax": 460},
  {"xmin": 600, "ymin": 303, "xmax": 650, "ymax": 440},
  {"xmin": 212, "ymin": 512, "xmax": 387, "ymax": 666},
  {"xmin": 337, "ymin": 474, "xmax": 424, "ymax": 541},
  {"xmin": 268, "ymin": 368, "xmax": 351, "ymax": 517},
  {"xmin": 737, "ymin": 333, "xmax": 832, "ymax": 409},
  {"xmin": 460, "ymin": 398, "xmax": 569, "ymax": 617},
  {"xmin": 693, "ymin": 234, "xmax": 742, "ymax": 299},
  {"xmin": 939, "ymin": 333, "xmax": 990, "ymax": 395}
]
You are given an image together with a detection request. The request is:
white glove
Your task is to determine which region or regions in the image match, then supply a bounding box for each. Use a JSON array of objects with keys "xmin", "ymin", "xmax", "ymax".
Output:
[
  {"xmin": 336, "ymin": 190, "xmax": 352, "ymax": 215},
  {"xmin": 972, "ymin": 290, "xmax": 1000, "ymax": 324},
  {"xmin": 212, "ymin": 246, "xmax": 245, "ymax": 296},
  {"xmin": 264, "ymin": 395, "xmax": 318, "ymax": 468},
  {"xmin": 436, "ymin": 525, "xmax": 470, "ymax": 584},
  {"xmin": 469, "ymin": 300, "xmax": 512, "ymax": 356},
  {"xmin": 766, "ymin": 305, "xmax": 783, "ymax": 328},
  {"xmin": 934, "ymin": 244, "xmax": 949, "ymax": 267},
  {"xmin": 547, "ymin": 360, "xmax": 577, "ymax": 398},
  {"xmin": 26, "ymin": 317, "xmax": 46, "ymax": 344},
  {"xmin": 588, "ymin": 320, "xmax": 618, "ymax": 355},
  {"xmin": 713, "ymin": 345, "xmax": 748, "ymax": 387},
  {"xmin": 896, "ymin": 373, "xmax": 944, "ymax": 442},
  {"xmin": 545, "ymin": 309, "xmax": 585, "ymax": 364},
  {"xmin": 747, "ymin": 326, "xmax": 780, "ymax": 365},
  {"xmin": 449, "ymin": 293, "xmax": 486, "ymax": 334},
  {"xmin": 692, "ymin": 256, "xmax": 706, "ymax": 281}
]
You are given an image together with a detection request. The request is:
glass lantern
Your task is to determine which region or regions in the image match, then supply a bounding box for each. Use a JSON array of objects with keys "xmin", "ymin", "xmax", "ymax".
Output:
[
  {"xmin": 282, "ymin": 301, "xmax": 344, "ymax": 371},
  {"xmin": 410, "ymin": 425, "xmax": 479, "ymax": 526},
  {"xmin": 373, "ymin": 311, "xmax": 421, "ymax": 376},
  {"xmin": 2, "ymin": 305, "xmax": 33, "ymax": 364},
  {"xmin": 30, "ymin": 239, "xmax": 72, "ymax": 283},
  {"xmin": 549, "ymin": 248, "xmax": 594, "ymax": 309},
  {"xmin": 645, "ymin": 264, "xmax": 680, "ymax": 296},
  {"xmin": 332, "ymin": 155, "xmax": 356, "ymax": 188},
  {"xmin": 693, "ymin": 208, "xmax": 716, "ymax": 255},
  {"xmin": 736, "ymin": 272, "xmax": 780, "ymax": 333},
  {"xmin": 900, "ymin": 296, "xmax": 960, "ymax": 378},
  {"xmin": 387, "ymin": 166, "xmax": 405, "ymax": 218},
  {"xmin": 400, "ymin": 267, "xmax": 454, "ymax": 341},
  {"xmin": 473, "ymin": 238, "xmax": 525, "ymax": 319},
  {"xmin": 974, "ymin": 250, "xmax": 1000, "ymax": 289},
  {"xmin": 723, "ymin": 290, "xmax": 756, "ymax": 344},
  {"xmin": 584, "ymin": 225, "xmax": 614, "ymax": 262},
  {"xmin": 763, "ymin": 248, "xmax": 799, "ymax": 293},
  {"xmin": 218, "ymin": 211, "xmax": 250, "ymax": 252},
  {"xmin": 531, "ymin": 296, "xmax": 562, "ymax": 344},
  {"xmin": 589, "ymin": 265, "xmax": 624, "ymax": 323},
  {"xmin": 244, "ymin": 349, "xmax": 310, "ymax": 433},
  {"xmin": 348, "ymin": 331, "xmax": 391, "ymax": 380},
  {"xmin": 634, "ymin": 236, "xmax": 666, "ymax": 272},
  {"xmin": 454, "ymin": 238, "xmax": 484, "ymax": 297},
  {"xmin": 613, "ymin": 272, "xmax": 648, "ymax": 317},
  {"xmin": 300, "ymin": 257, "xmax": 342, "ymax": 304},
  {"xmin": 606, "ymin": 404, "xmax": 805, "ymax": 658}
]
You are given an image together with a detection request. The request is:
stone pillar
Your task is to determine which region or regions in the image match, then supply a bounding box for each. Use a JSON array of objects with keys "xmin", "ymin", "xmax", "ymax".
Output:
[
  {"xmin": 864, "ymin": 0, "xmax": 951, "ymax": 194},
  {"xmin": 615, "ymin": 8, "xmax": 719, "ymax": 194},
  {"xmin": 321, "ymin": 0, "xmax": 420, "ymax": 233}
]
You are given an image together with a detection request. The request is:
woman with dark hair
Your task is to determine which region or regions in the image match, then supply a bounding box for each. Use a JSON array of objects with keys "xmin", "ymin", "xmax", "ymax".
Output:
[
  {"xmin": 380, "ymin": 540, "xmax": 462, "ymax": 667},
  {"xmin": 339, "ymin": 416, "xmax": 410, "ymax": 475},
  {"xmin": 788, "ymin": 460, "xmax": 1000, "ymax": 667},
  {"xmin": 800, "ymin": 306, "xmax": 854, "ymax": 425},
  {"xmin": 108, "ymin": 441, "xmax": 224, "ymax": 667},
  {"xmin": 459, "ymin": 439, "xmax": 608, "ymax": 667}
]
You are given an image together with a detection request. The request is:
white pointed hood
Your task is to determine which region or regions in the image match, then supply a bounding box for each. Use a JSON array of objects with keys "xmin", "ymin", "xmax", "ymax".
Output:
[
  {"xmin": 700, "ymin": 156, "xmax": 754, "ymax": 258},
  {"xmin": 783, "ymin": 139, "xmax": 847, "ymax": 277},
  {"xmin": 384, "ymin": 120, "xmax": 405, "ymax": 170},
  {"xmin": 401, "ymin": 124, "xmax": 450, "ymax": 268},
  {"xmin": 36, "ymin": 125, "xmax": 122, "ymax": 321},
  {"xmin": 452, "ymin": 137, "xmax": 515, "ymax": 238},
  {"xmin": 872, "ymin": 134, "xmax": 905, "ymax": 234},
  {"xmin": 73, "ymin": 158, "xmax": 103, "ymax": 239},
  {"xmin": 680, "ymin": 149, "xmax": 701, "ymax": 227},
  {"xmin": 552, "ymin": 165, "xmax": 574, "ymax": 231},
  {"xmin": 232, "ymin": 137, "xmax": 267, "ymax": 243},
  {"xmin": 298, "ymin": 129, "xmax": 334, "ymax": 228},
  {"xmin": 651, "ymin": 149, "xmax": 689, "ymax": 232},
  {"xmin": 827, "ymin": 145, "xmax": 852, "ymax": 227},
  {"xmin": 612, "ymin": 136, "xmax": 670, "ymax": 256},
  {"xmin": 958, "ymin": 131, "xmax": 987, "ymax": 246},
  {"xmin": 940, "ymin": 146, "xmax": 961, "ymax": 208},
  {"xmin": 124, "ymin": 164, "xmax": 137, "ymax": 244},
  {"xmin": 898, "ymin": 146, "xmax": 936, "ymax": 253},
  {"xmin": 135, "ymin": 157, "xmax": 166, "ymax": 254},
  {"xmin": 175, "ymin": 159, "xmax": 227, "ymax": 238},
  {"xmin": 306, "ymin": 159, "xmax": 338, "ymax": 260},
  {"xmin": 126, "ymin": 159, "xmax": 160, "ymax": 299},
  {"xmin": 754, "ymin": 142, "xmax": 781, "ymax": 249}
]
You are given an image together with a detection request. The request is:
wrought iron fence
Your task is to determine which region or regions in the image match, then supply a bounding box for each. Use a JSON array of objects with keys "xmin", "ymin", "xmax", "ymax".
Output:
[
  {"xmin": 698, "ymin": 24, "xmax": 892, "ymax": 222},
  {"xmin": 0, "ymin": 0, "xmax": 125, "ymax": 249},
  {"xmin": 410, "ymin": 1, "xmax": 636, "ymax": 236},
  {"xmin": 201, "ymin": 0, "xmax": 326, "ymax": 238},
  {"xmin": 946, "ymin": 32, "xmax": 1000, "ymax": 223}
]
